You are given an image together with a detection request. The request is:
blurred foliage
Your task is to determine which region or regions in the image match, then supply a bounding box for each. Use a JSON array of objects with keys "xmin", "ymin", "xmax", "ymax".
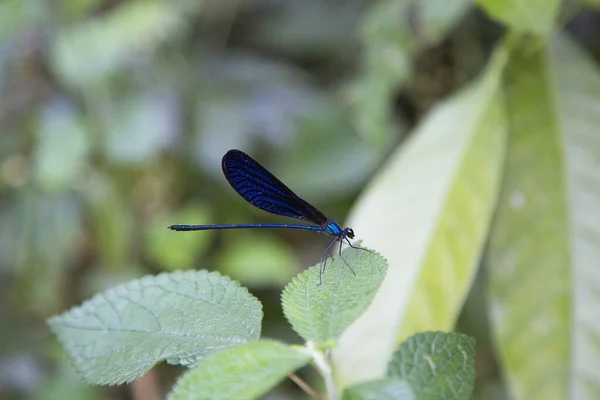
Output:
[{"xmin": 2, "ymin": 0, "xmax": 600, "ymax": 399}]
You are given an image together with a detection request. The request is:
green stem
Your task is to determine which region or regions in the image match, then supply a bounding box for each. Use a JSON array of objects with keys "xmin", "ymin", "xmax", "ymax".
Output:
[{"xmin": 308, "ymin": 341, "xmax": 338, "ymax": 400}]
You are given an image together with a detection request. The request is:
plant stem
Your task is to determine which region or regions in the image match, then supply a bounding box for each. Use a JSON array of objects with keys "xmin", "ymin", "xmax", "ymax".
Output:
[
  {"xmin": 288, "ymin": 373, "xmax": 323, "ymax": 400},
  {"xmin": 308, "ymin": 341, "xmax": 338, "ymax": 400}
]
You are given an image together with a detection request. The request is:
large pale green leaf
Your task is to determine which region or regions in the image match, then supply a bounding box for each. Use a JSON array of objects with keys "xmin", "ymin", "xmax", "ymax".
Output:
[
  {"xmin": 475, "ymin": 0, "xmax": 560, "ymax": 36},
  {"xmin": 282, "ymin": 247, "xmax": 387, "ymax": 344},
  {"xmin": 387, "ymin": 332, "xmax": 476, "ymax": 400},
  {"xmin": 333, "ymin": 49, "xmax": 508, "ymax": 387},
  {"xmin": 485, "ymin": 34, "xmax": 600, "ymax": 399},
  {"xmin": 168, "ymin": 340, "xmax": 310, "ymax": 400},
  {"xmin": 48, "ymin": 270, "xmax": 263, "ymax": 385}
]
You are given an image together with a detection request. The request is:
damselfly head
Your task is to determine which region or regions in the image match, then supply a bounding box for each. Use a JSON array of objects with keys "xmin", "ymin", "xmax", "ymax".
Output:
[{"xmin": 345, "ymin": 228, "xmax": 355, "ymax": 239}]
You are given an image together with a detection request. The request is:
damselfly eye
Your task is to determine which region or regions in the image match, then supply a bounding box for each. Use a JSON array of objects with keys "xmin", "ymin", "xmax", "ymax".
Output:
[{"xmin": 346, "ymin": 228, "xmax": 355, "ymax": 239}]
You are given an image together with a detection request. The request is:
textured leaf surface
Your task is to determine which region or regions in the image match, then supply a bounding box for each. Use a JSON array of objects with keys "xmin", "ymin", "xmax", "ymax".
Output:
[
  {"xmin": 387, "ymin": 332, "xmax": 475, "ymax": 400},
  {"xmin": 342, "ymin": 378, "xmax": 415, "ymax": 400},
  {"xmin": 333, "ymin": 49, "xmax": 507, "ymax": 387},
  {"xmin": 475, "ymin": 0, "xmax": 559, "ymax": 36},
  {"xmin": 282, "ymin": 247, "xmax": 387, "ymax": 344},
  {"xmin": 168, "ymin": 340, "xmax": 310, "ymax": 400},
  {"xmin": 48, "ymin": 270, "xmax": 263, "ymax": 385},
  {"xmin": 485, "ymin": 34, "xmax": 600, "ymax": 399}
]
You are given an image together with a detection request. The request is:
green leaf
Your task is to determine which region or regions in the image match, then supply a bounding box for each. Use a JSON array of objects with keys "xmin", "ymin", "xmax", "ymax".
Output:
[
  {"xmin": 485, "ymin": 33, "xmax": 600, "ymax": 399},
  {"xmin": 168, "ymin": 340, "xmax": 310, "ymax": 400},
  {"xmin": 33, "ymin": 99, "xmax": 89, "ymax": 192},
  {"xmin": 475, "ymin": 0, "xmax": 560, "ymax": 36},
  {"xmin": 48, "ymin": 270, "xmax": 263, "ymax": 385},
  {"xmin": 333, "ymin": 48, "xmax": 507, "ymax": 387},
  {"xmin": 147, "ymin": 204, "xmax": 214, "ymax": 271},
  {"xmin": 51, "ymin": 1, "xmax": 188, "ymax": 86},
  {"xmin": 342, "ymin": 378, "xmax": 415, "ymax": 400},
  {"xmin": 281, "ymin": 247, "xmax": 387, "ymax": 344},
  {"xmin": 387, "ymin": 332, "xmax": 475, "ymax": 400}
]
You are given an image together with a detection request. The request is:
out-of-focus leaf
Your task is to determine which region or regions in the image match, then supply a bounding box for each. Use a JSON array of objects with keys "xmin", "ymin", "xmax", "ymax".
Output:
[
  {"xmin": 353, "ymin": 0, "xmax": 413, "ymax": 149},
  {"xmin": 48, "ymin": 270, "xmax": 263, "ymax": 385},
  {"xmin": 193, "ymin": 56, "xmax": 315, "ymax": 176},
  {"xmin": 387, "ymin": 332, "xmax": 476, "ymax": 400},
  {"xmin": 333, "ymin": 48, "xmax": 507, "ymax": 388},
  {"xmin": 59, "ymin": 0, "xmax": 103, "ymax": 21},
  {"xmin": 217, "ymin": 235, "xmax": 298, "ymax": 288},
  {"xmin": 354, "ymin": 0, "xmax": 473, "ymax": 150},
  {"xmin": 419, "ymin": 0, "xmax": 473, "ymax": 44},
  {"xmin": 147, "ymin": 204, "xmax": 213, "ymax": 271},
  {"xmin": 104, "ymin": 92, "xmax": 179, "ymax": 165},
  {"xmin": 580, "ymin": 0, "xmax": 600, "ymax": 10},
  {"xmin": 33, "ymin": 98, "xmax": 89, "ymax": 192},
  {"xmin": 277, "ymin": 97, "xmax": 380, "ymax": 201},
  {"xmin": 80, "ymin": 173, "xmax": 132, "ymax": 269},
  {"xmin": 33, "ymin": 359, "xmax": 102, "ymax": 400},
  {"xmin": 78, "ymin": 267, "xmax": 145, "ymax": 301},
  {"xmin": 282, "ymin": 247, "xmax": 386, "ymax": 344},
  {"xmin": 0, "ymin": 0, "xmax": 32, "ymax": 42},
  {"xmin": 342, "ymin": 378, "xmax": 415, "ymax": 400},
  {"xmin": 475, "ymin": 0, "xmax": 560, "ymax": 36},
  {"xmin": 0, "ymin": 353, "xmax": 44, "ymax": 395},
  {"xmin": 250, "ymin": 0, "xmax": 363, "ymax": 57},
  {"xmin": 485, "ymin": 34, "xmax": 600, "ymax": 399},
  {"xmin": 51, "ymin": 1, "xmax": 189, "ymax": 86},
  {"xmin": 6, "ymin": 191, "xmax": 82, "ymax": 314},
  {"xmin": 168, "ymin": 340, "xmax": 310, "ymax": 400},
  {"xmin": 194, "ymin": 98, "xmax": 255, "ymax": 176},
  {"xmin": 194, "ymin": 55, "xmax": 376, "ymax": 201}
]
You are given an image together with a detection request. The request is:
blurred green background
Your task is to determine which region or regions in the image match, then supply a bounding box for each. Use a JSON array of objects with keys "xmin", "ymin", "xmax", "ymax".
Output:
[{"xmin": 1, "ymin": 0, "xmax": 599, "ymax": 399}]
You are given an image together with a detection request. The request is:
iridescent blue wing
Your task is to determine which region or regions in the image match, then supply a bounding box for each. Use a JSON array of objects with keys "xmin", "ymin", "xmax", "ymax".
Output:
[{"xmin": 221, "ymin": 149, "xmax": 328, "ymax": 225}]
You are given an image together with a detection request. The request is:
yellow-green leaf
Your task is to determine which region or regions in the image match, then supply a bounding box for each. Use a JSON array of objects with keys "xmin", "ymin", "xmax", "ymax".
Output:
[
  {"xmin": 475, "ymin": 0, "xmax": 560, "ymax": 36},
  {"xmin": 333, "ymin": 48, "xmax": 508, "ymax": 388},
  {"xmin": 485, "ymin": 33, "xmax": 600, "ymax": 399}
]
